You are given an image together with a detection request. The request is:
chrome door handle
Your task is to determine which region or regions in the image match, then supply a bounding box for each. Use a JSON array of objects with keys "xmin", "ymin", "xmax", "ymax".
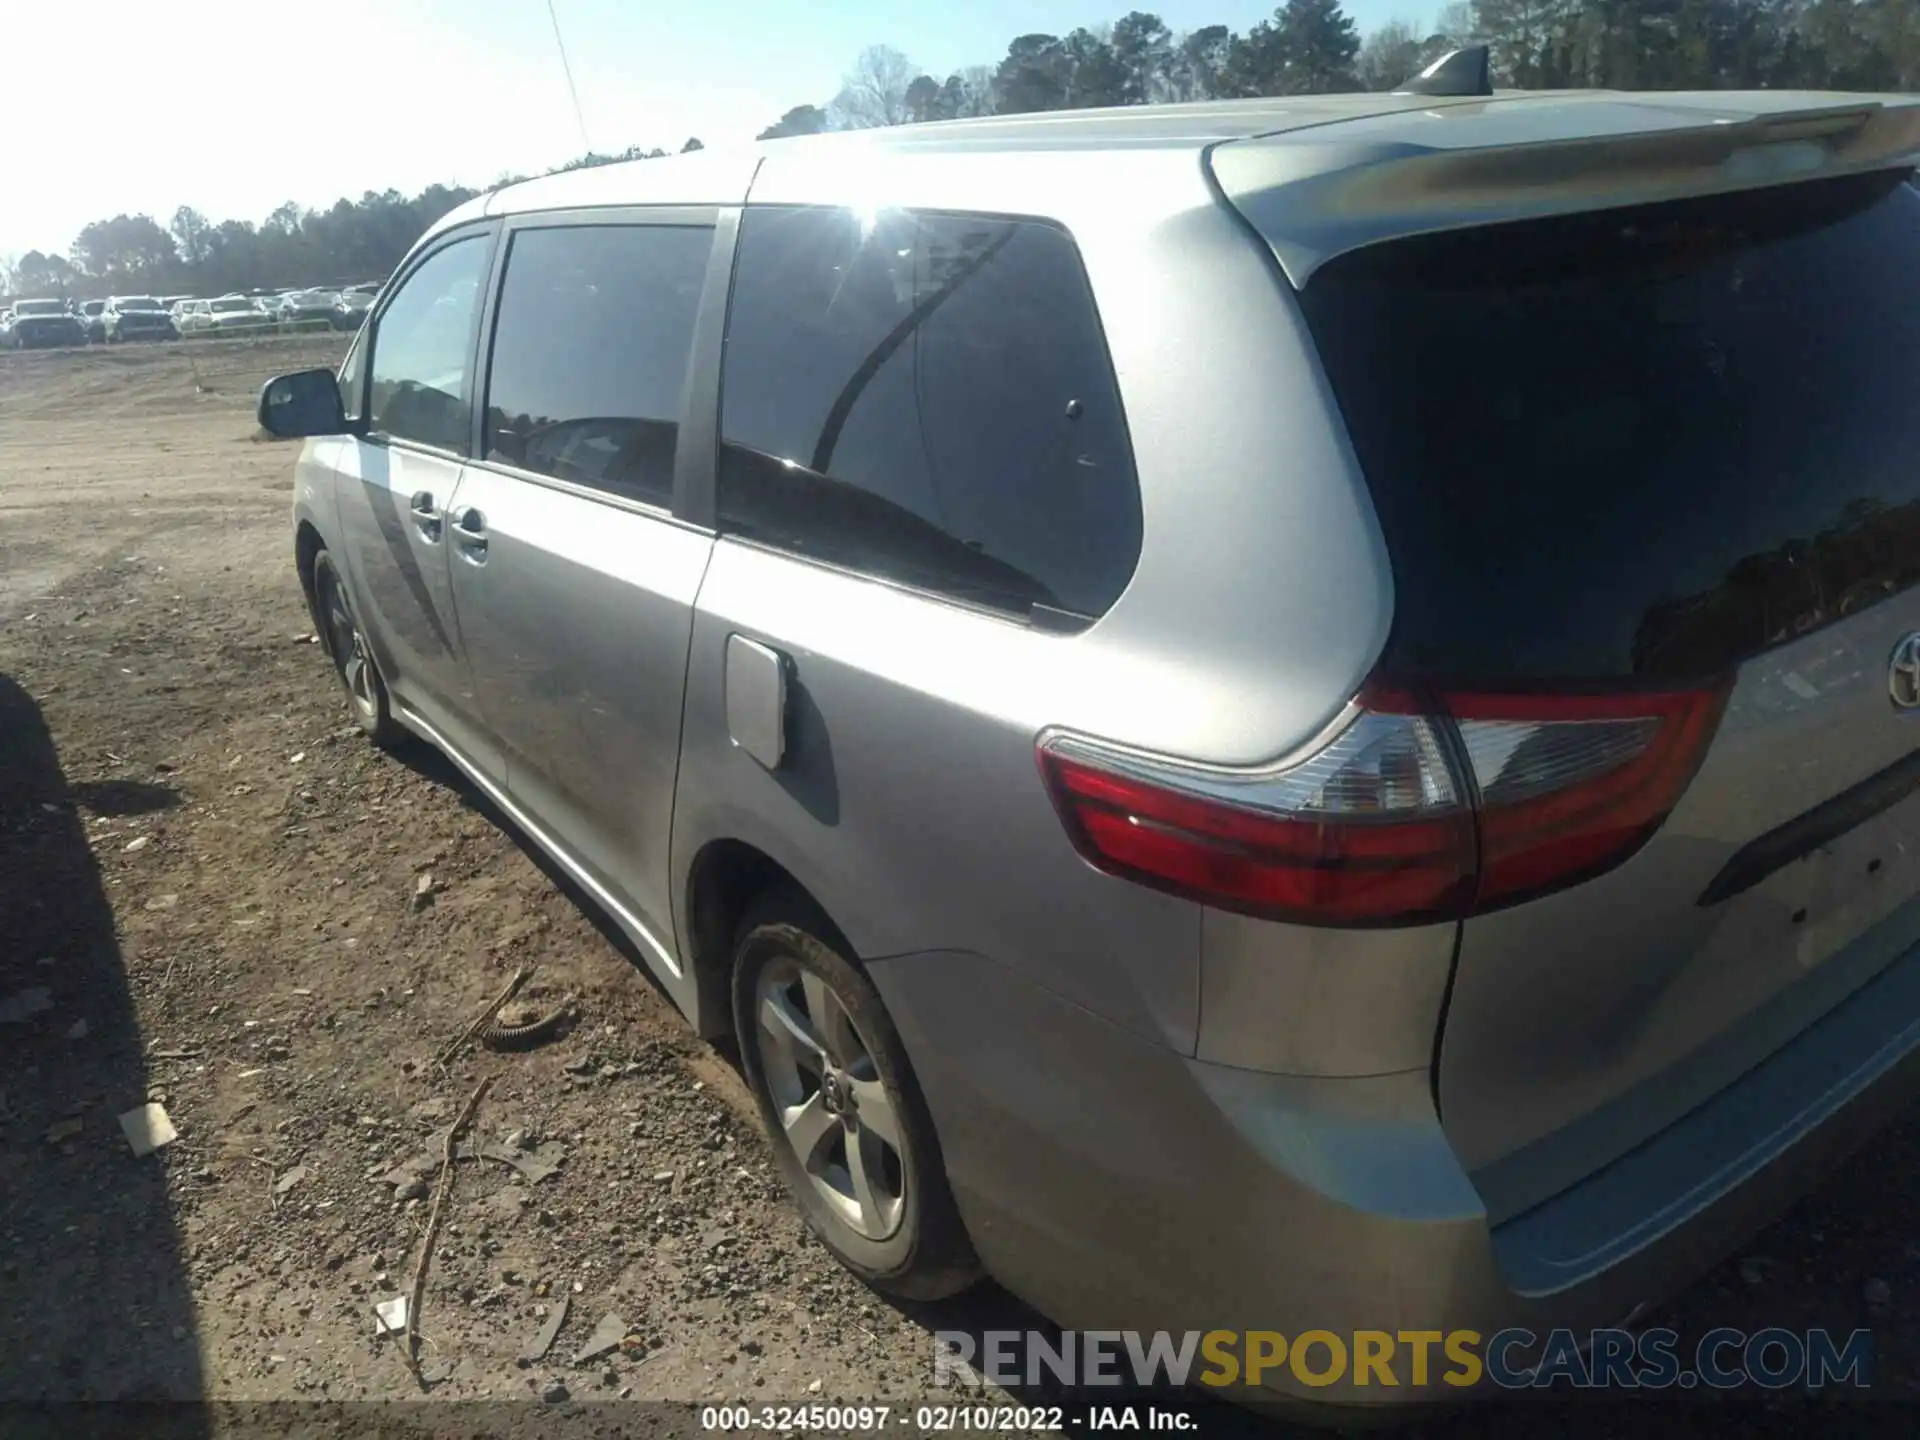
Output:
[
  {"xmin": 408, "ymin": 491, "xmax": 442, "ymax": 542},
  {"xmin": 449, "ymin": 507, "xmax": 487, "ymax": 561}
]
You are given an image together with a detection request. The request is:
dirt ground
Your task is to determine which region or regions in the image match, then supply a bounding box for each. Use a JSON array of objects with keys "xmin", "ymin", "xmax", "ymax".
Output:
[{"xmin": 0, "ymin": 335, "xmax": 1915, "ymax": 1436}]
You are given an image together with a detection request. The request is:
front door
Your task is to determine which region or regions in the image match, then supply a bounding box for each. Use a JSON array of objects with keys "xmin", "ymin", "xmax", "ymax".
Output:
[{"xmin": 331, "ymin": 226, "xmax": 502, "ymax": 777}]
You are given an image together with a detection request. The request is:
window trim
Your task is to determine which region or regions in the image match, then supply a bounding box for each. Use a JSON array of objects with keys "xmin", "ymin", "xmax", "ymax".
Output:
[
  {"xmin": 464, "ymin": 204, "xmax": 738, "ymax": 526},
  {"xmin": 710, "ymin": 202, "xmax": 1142, "ymax": 631},
  {"xmin": 359, "ymin": 218, "xmax": 501, "ymax": 461}
]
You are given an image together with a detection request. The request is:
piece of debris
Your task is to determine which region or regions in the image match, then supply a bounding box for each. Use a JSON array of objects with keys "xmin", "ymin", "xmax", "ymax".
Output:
[
  {"xmin": 457, "ymin": 1138, "xmax": 565, "ymax": 1185},
  {"xmin": 563, "ymin": 1056, "xmax": 596, "ymax": 1076},
  {"xmin": 149, "ymin": 1046, "xmax": 202, "ymax": 1060},
  {"xmin": 45, "ymin": 1119, "xmax": 83, "ymax": 1145},
  {"xmin": 374, "ymin": 1295, "xmax": 410, "ymax": 1335},
  {"xmin": 402, "ymin": 1076, "xmax": 493, "ymax": 1384},
  {"xmin": 289, "ymin": 752, "xmax": 306, "ymax": 765},
  {"xmin": 124, "ymin": 835, "xmax": 151, "ymax": 853},
  {"xmin": 381, "ymin": 1151, "xmax": 440, "ymax": 1188},
  {"xmin": 436, "ymin": 965, "xmax": 534, "ymax": 1067},
  {"xmin": 119, "ymin": 1102, "xmax": 177, "ymax": 1157},
  {"xmin": 481, "ymin": 999, "xmax": 570, "ymax": 1050},
  {"xmin": 0, "ymin": 988, "xmax": 54, "ymax": 1025},
  {"xmin": 65, "ymin": 1019, "xmax": 89, "ymax": 1040},
  {"xmin": 274, "ymin": 1165, "xmax": 309, "ymax": 1197},
  {"xmin": 520, "ymin": 1294, "xmax": 570, "ymax": 1365},
  {"xmin": 144, "ymin": 894, "xmax": 178, "ymax": 911},
  {"xmin": 411, "ymin": 873, "xmax": 437, "ymax": 912},
  {"xmin": 574, "ymin": 1312, "xmax": 627, "ymax": 1366},
  {"xmin": 807, "ymin": 1379, "xmax": 824, "ymax": 1394},
  {"xmin": 652, "ymin": 1171, "xmax": 674, "ymax": 1184},
  {"xmin": 504, "ymin": 1128, "xmax": 531, "ymax": 1151}
]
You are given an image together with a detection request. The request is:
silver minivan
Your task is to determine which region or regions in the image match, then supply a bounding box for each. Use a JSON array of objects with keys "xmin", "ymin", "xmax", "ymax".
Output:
[{"xmin": 263, "ymin": 81, "xmax": 1920, "ymax": 1411}]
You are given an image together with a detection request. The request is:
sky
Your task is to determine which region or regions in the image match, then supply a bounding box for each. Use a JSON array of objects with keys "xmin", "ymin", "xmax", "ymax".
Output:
[{"xmin": 1, "ymin": 0, "xmax": 1425, "ymax": 260}]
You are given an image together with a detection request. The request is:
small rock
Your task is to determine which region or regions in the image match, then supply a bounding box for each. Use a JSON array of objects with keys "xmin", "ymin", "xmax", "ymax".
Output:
[
  {"xmin": 395, "ymin": 1177, "xmax": 427, "ymax": 1203},
  {"xmin": 274, "ymin": 1166, "xmax": 309, "ymax": 1197},
  {"xmin": 0, "ymin": 988, "xmax": 54, "ymax": 1025},
  {"xmin": 807, "ymin": 1379, "xmax": 823, "ymax": 1394},
  {"xmin": 701, "ymin": 1229, "xmax": 727, "ymax": 1253},
  {"xmin": 542, "ymin": 1381, "xmax": 569, "ymax": 1405},
  {"xmin": 651, "ymin": 1171, "xmax": 674, "ymax": 1184},
  {"xmin": 505, "ymin": 1128, "xmax": 532, "ymax": 1152},
  {"xmin": 123, "ymin": 835, "xmax": 151, "ymax": 853},
  {"xmin": 563, "ymin": 1056, "xmax": 596, "ymax": 1076},
  {"xmin": 410, "ymin": 873, "xmax": 436, "ymax": 911},
  {"xmin": 1864, "ymin": 1278, "xmax": 1893, "ymax": 1308},
  {"xmin": 45, "ymin": 1119, "xmax": 83, "ymax": 1145},
  {"xmin": 743, "ymin": 1338, "xmax": 763, "ymax": 1356},
  {"xmin": 289, "ymin": 752, "xmax": 306, "ymax": 765}
]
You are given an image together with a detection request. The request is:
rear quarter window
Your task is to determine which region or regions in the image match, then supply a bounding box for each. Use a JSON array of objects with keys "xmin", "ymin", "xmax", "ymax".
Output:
[{"xmin": 717, "ymin": 206, "xmax": 1141, "ymax": 628}]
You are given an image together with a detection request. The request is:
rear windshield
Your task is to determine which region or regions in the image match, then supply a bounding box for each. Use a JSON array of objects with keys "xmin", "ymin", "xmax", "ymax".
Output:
[
  {"xmin": 118, "ymin": 297, "xmax": 160, "ymax": 310},
  {"xmin": 1299, "ymin": 170, "xmax": 1920, "ymax": 684}
]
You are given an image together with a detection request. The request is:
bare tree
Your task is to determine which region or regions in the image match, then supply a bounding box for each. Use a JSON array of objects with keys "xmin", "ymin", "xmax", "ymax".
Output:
[{"xmin": 830, "ymin": 45, "xmax": 924, "ymax": 129}]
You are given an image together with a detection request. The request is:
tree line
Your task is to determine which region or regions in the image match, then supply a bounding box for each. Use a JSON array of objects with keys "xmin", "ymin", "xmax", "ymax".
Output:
[{"xmin": 5, "ymin": 0, "xmax": 1916, "ymax": 301}]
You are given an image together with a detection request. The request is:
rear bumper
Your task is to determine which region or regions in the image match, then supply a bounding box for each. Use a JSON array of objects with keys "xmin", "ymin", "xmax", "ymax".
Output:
[{"xmin": 870, "ymin": 930, "xmax": 1920, "ymax": 1410}]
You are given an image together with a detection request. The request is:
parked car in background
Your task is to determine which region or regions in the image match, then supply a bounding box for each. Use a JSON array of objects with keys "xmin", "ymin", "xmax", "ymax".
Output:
[
  {"xmin": 78, "ymin": 298, "xmax": 107, "ymax": 343},
  {"xmin": 186, "ymin": 294, "xmax": 276, "ymax": 334},
  {"xmin": 331, "ymin": 289, "xmax": 372, "ymax": 330},
  {"xmin": 278, "ymin": 289, "xmax": 338, "ymax": 330},
  {"xmin": 261, "ymin": 77, "xmax": 1920, "ymax": 1417},
  {"xmin": 173, "ymin": 298, "xmax": 212, "ymax": 333},
  {"xmin": 103, "ymin": 296, "xmax": 178, "ymax": 342},
  {"xmin": 1, "ymin": 298, "xmax": 87, "ymax": 349}
]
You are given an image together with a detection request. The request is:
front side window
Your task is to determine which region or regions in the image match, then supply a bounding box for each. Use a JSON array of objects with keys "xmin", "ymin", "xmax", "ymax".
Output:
[
  {"xmin": 717, "ymin": 206, "xmax": 1141, "ymax": 626},
  {"xmin": 368, "ymin": 233, "xmax": 490, "ymax": 453},
  {"xmin": 483, "ymin": 223, "xmax": 712, "ymax": 506}
]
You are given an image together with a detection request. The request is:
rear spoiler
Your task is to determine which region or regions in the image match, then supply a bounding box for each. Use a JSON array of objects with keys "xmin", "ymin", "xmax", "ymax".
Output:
[{"xmin": 1209, "ymin": 92, "xmax": 1920, "ymax": 286}]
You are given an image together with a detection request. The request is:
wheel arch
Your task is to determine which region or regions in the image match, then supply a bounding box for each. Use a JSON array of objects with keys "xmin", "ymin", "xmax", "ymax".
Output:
[{"xmin": 681, "ymin": 835, "xmax": 857, "ymax": 1043}]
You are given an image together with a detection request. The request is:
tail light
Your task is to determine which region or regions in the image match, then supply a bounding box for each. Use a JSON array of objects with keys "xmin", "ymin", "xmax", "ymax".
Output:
[{"xmin": 1037, "ymin": 677, "xmax": 1730, "ymax": 927}]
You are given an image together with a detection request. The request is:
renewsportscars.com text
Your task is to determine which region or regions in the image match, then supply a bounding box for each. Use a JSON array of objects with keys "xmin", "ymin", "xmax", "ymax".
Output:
[{"xmin": 934, "ymin": 1326, "xmax": 1875, "ymax": 1391}]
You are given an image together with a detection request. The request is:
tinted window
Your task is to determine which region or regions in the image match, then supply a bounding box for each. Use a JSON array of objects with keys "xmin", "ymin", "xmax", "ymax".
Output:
[
  {"xmin": 1300, "ymin": 171, "xmax": 1920, "ymax": 684},
  {"xmin": 484, "ymin": 224, "xmax": 711, "ymax": 506},
  {"xmin": 368, "ymin": 234, "xmax": 489, "ymax": 452},
  {"xmin": 718, "ymin": 207, "xmax": 1139, "ymax": 625}
]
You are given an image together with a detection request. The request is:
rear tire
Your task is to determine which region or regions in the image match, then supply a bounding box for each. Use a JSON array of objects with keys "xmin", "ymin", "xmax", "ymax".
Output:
[
  {"xmin": 732, "ymin": 886, "xmax": 979, "ymax": 1302},
  {"xmin": 312, "ymin": 549, "xmax": 403, "ymax": 748}
]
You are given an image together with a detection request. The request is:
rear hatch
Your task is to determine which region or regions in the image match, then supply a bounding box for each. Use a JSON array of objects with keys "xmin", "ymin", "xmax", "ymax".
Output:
[{"xmin": 1216, "ymin": 100, "xmax": 1920, "ymax": 1217}]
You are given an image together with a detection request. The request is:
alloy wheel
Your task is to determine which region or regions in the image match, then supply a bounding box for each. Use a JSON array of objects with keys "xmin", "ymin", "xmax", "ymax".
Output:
[{"xmin": 754, "ymin": 958, "xmax": 907, "ymax": 1241}]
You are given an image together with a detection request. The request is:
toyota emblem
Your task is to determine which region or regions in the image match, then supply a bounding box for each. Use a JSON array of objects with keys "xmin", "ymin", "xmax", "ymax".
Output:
[{"xmin": 1892, "ymin": 631, "xmax": 1920, "ymax": 713}]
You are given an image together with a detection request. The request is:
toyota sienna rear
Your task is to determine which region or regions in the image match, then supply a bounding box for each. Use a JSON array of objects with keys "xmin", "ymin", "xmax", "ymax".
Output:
[{"xmin": 268, "ymin": 81, "xmax": 1920, "ymax": 1414}]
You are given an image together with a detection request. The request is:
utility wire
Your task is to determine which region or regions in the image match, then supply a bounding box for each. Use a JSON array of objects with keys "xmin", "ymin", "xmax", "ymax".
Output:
[{"xmin": 544, "ymin": 0, "xmax": 593, "ymax": 156}]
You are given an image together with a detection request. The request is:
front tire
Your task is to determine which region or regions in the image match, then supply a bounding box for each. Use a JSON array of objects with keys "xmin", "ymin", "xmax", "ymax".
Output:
[
  {"xmin": 312, "ymin": 549, "xmax": 402, "ymax": 747},
  {"xmin": 733, "ymin": 887, "xmax": 979, "ymax": 1302}
]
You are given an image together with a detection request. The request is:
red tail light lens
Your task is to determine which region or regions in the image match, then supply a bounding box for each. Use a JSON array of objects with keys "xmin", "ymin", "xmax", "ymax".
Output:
[
  {"xmin": 1038, "ymin": 678, "xmax": 1730, "ymax": 927},
  {"xmin": 1440, "ymin": 684, "xmax": 1732, "ymax": 908},
  {"xmin": 1037, "ymin": 695, "xmax": 1477, "ymax": 927}
]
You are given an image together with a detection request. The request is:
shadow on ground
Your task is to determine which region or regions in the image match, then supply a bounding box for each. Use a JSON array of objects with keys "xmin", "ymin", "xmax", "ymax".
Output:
[{"xmin": 0, "ymin": 675, "xmax": 205, "ymax": 1420}]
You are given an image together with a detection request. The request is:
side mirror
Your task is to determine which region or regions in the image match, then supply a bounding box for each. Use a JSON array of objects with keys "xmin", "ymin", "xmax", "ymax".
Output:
[{"xmin": 259, "ymin": 367, "xmax": 346, "ymax": 438}]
